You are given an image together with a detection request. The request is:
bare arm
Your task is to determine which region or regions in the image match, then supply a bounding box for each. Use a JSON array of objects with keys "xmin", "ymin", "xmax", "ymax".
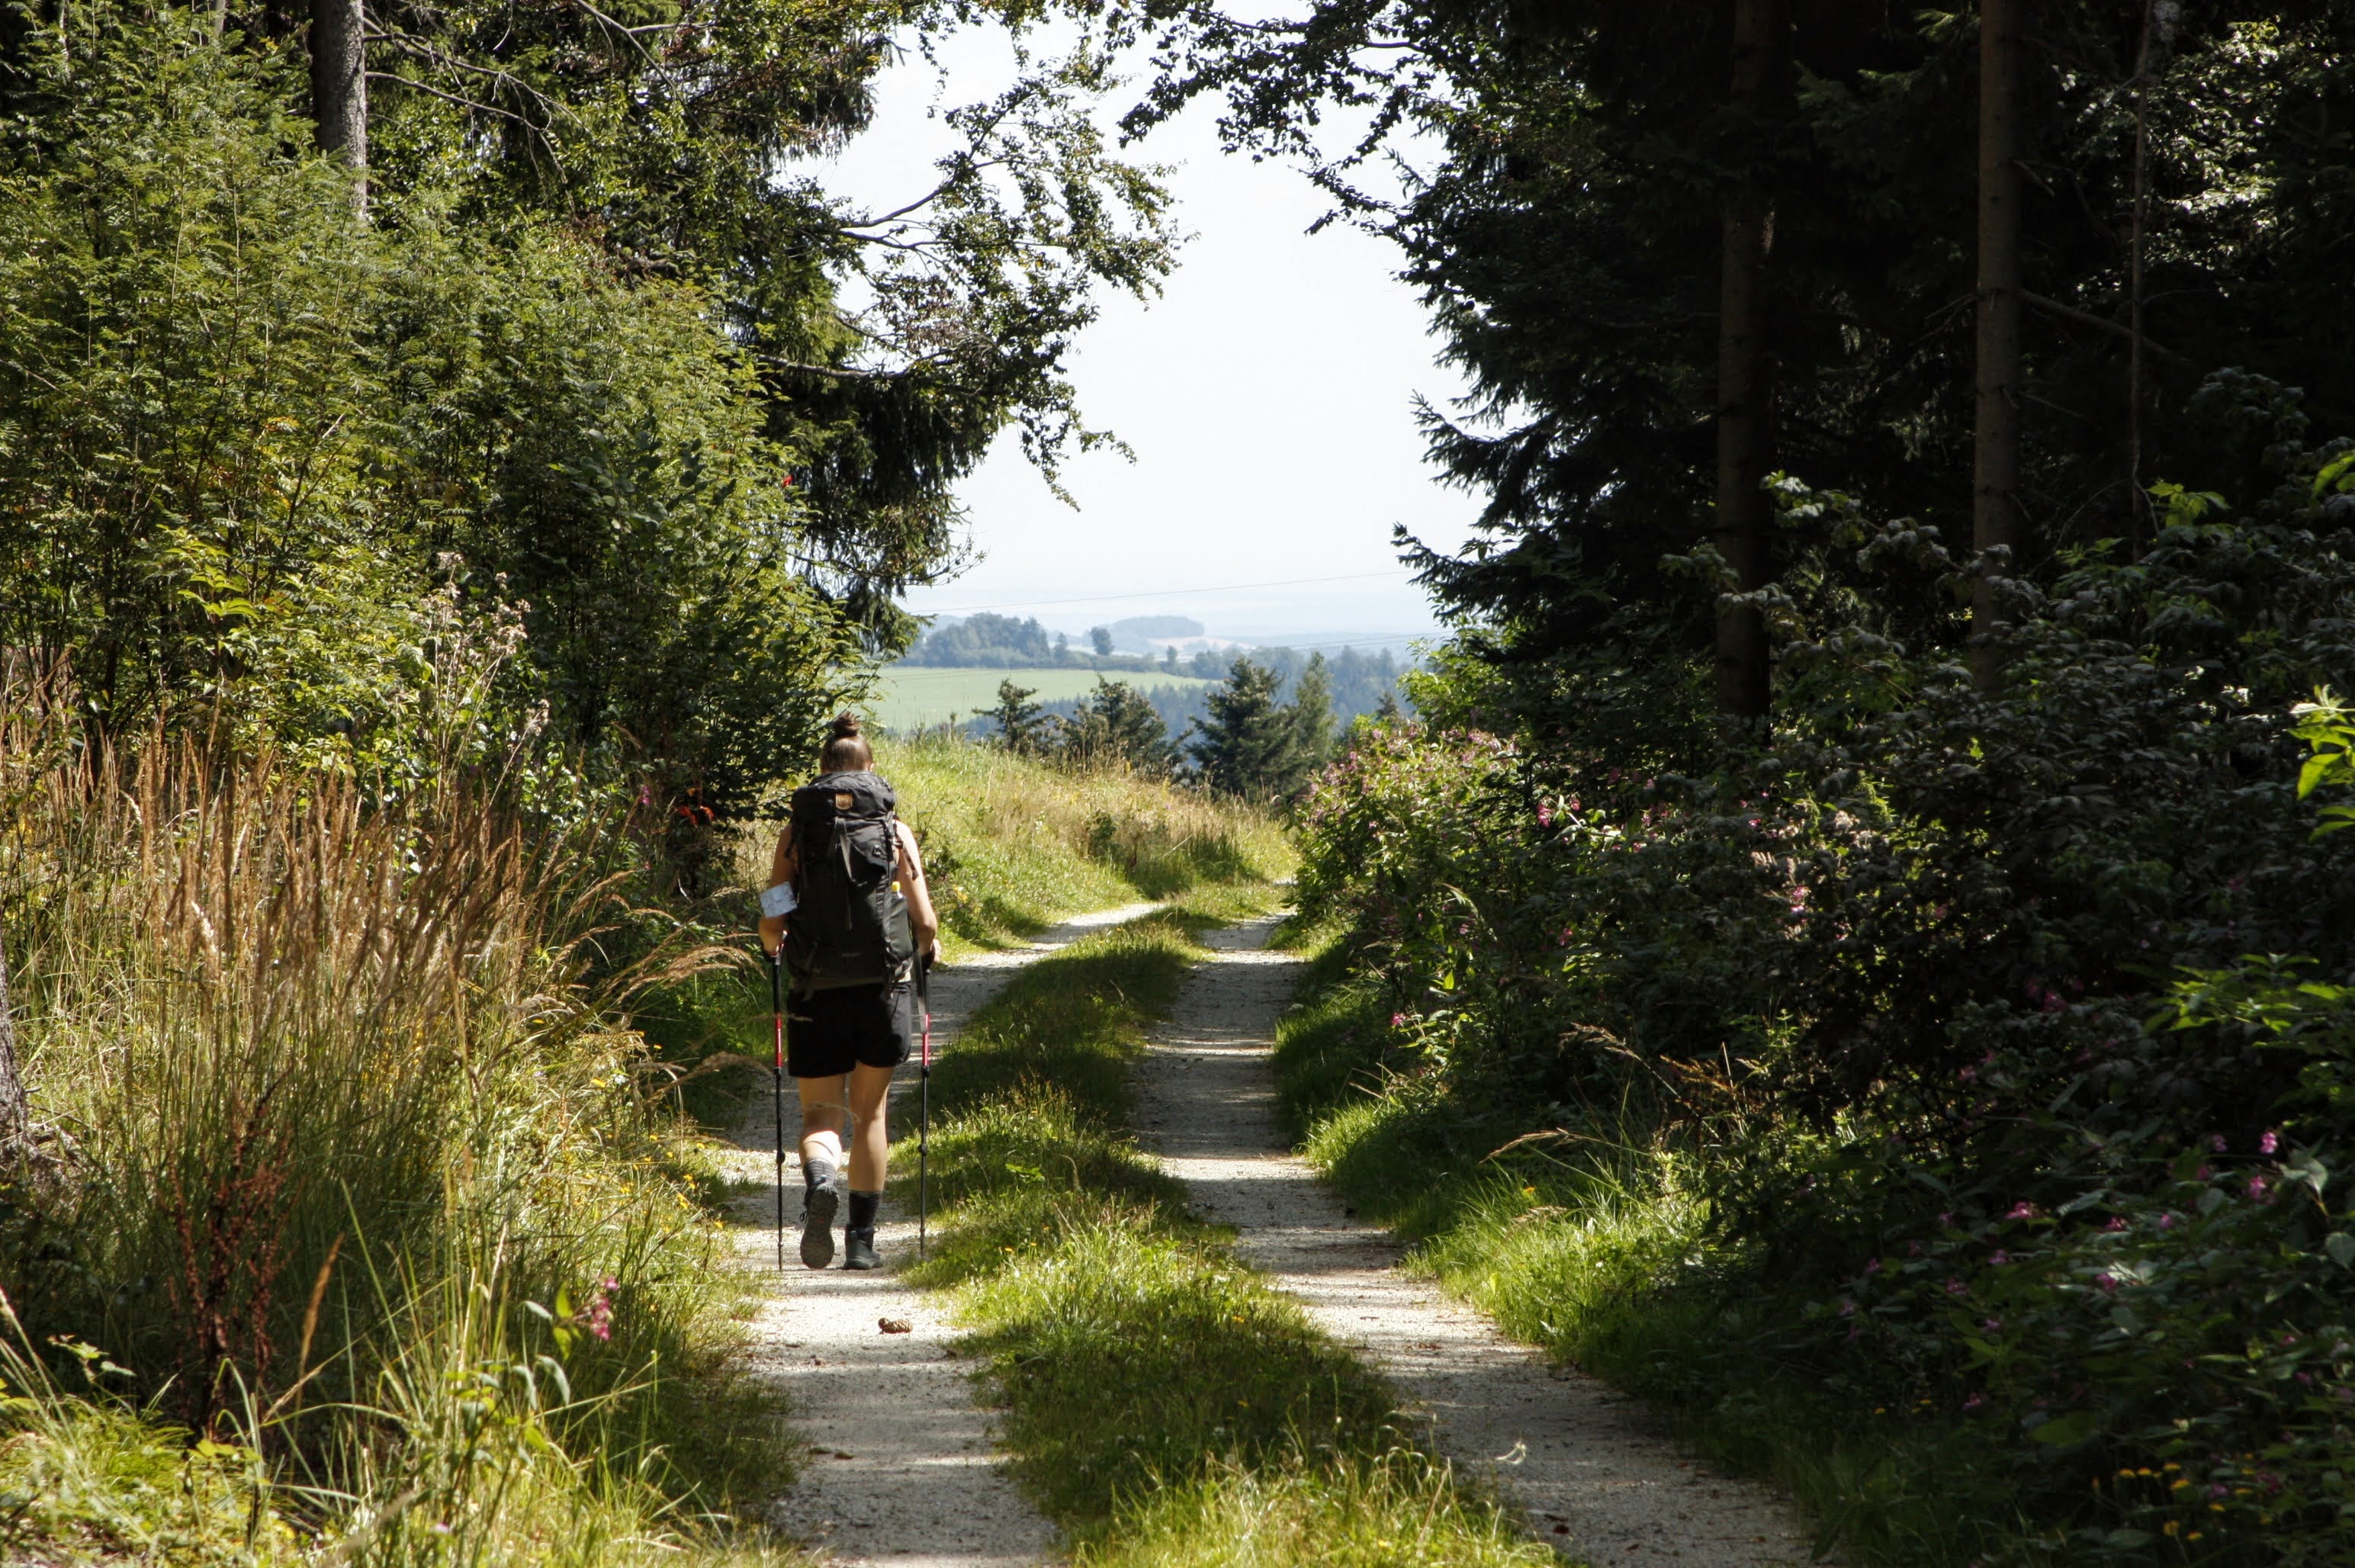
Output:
[
  {"xmin": 758, "ymin": 825, "xmax": 797, "ymax": 956},
  {"xmin": 896, "ymin": 822, "xmax": 940, "ymax": 964}
]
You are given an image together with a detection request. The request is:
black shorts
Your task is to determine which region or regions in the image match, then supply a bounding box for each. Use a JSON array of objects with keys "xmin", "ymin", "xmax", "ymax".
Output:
[{"xmin": 786, "ymin": 981, "xmax": 913, "ymax": 1078}]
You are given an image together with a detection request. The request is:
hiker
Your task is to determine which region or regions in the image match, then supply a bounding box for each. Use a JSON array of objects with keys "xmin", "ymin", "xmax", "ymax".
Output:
[{"xmin": 758, "ymin": 713, "xmax": 940, "ymax": 1270}]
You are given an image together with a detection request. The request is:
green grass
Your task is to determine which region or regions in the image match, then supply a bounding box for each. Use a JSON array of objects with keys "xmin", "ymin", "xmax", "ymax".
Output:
[
  {"xmin": 1272, "ymin": 956, "xmax": 2001, "ymax": 1567},
  {"xmin": 662, "ymin": 741, "xmax": 1293, "ymax": 1145},
  {"xmin": 731, "ymin": 736, "xmax": 1294, "ymax": 957},
  {"xmin": 895, "ymin": 908, "xmax": 1561, "ymax": 1567},
  {"xmin": 870, "ymin": 667, "xmax": 1214, "ymax": 733}
]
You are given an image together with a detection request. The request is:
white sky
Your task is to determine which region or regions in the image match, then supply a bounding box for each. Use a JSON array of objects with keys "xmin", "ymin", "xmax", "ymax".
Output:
[{"xmin": 814, "ymin": 24, "xmax": 1483, "ymax": 647}]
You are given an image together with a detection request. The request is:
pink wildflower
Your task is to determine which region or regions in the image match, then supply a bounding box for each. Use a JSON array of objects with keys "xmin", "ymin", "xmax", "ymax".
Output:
[
  {"xmin": 580, "ymin": 1277, "xmax": 618, "ymax": 1341},
  {"xmin": 2095, "ymin": 1274, "xmax": 2119, "ymax": 1294},
  {"xmin": 1390, "ymin": 1012, "xmax": 1409, "ymax": 1029},
  {"xmin": 2212, "ymin": 1134, "xmax": 2229, "ymax": 1154},
  {"xmin": 2261, "ymin": 1129, "xmax": 2280, "ymax": 1155},
  {"xmin": 2247, "ymin": 1174, "xmax": 2269, "ymax": 1201},
  {"xmin": 2005, "ymin": 1201, "xmax": 2034, "ymax": 1220},
  {"xmin": 1963, "ymin": 1393, "xmax": 1986, "ymax": 1412}
]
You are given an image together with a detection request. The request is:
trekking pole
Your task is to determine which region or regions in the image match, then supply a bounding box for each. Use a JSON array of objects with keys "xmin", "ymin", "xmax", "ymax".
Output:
[
  {"xmin": 769, "ymin": 945, "xmax": 786, "ymax": 1272},
  {"xmin": 917, "ymin": 953, "xmax": 933, "ymax": 1261}
]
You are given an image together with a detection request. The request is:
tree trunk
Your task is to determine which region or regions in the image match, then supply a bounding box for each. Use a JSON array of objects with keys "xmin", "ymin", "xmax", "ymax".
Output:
[
  {"xmin": 0, "ymin": 940, "xmax": 30, "ymax": 1168},
  {"xmin": 311, "ymin": 0, "xmax": 368, "ymax": 210},
  {"xmin": 1713, "ymin": 0, "xmax": 1784, "ymax": 722},
  {"xmin": 1971, "ymin": 0, "xmax": 2026, "ymax": 690}
]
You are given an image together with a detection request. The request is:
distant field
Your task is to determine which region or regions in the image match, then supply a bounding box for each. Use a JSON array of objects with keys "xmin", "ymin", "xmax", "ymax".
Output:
[{"xmin": 867, "ymin": 666, "xmax": 1215, "ymax": 733}]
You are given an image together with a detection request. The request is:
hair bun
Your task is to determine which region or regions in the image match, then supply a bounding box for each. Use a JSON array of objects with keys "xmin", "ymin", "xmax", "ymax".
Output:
[{"xmin": 828, "ymin": 712, "xmax": 864, "ymax": 741}]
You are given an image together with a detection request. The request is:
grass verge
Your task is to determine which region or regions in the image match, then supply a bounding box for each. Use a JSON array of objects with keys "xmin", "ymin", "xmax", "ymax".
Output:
[
  {"xmin": 731, "ymin": 737, "xmax": 1296, "ymax": 958},
  {"xmin": 1, "ymin": 704, "xmax": 807, "ymax": 1566},
  {"xmin": 673, "ymin": 741, "xmax": 1292, "ymax": 1140},
  {"xmin": 1273, "ymin": 949, "xmax": 1998, "ymax": 1566},
  {"xmin": 894, "ymin": 902, "xmax": 1560, "ymax": 1567}
]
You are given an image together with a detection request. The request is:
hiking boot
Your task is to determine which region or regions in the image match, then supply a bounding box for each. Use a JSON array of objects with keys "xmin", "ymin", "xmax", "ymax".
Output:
[
  {"xmin": 843, "ymin": 1227, "xmax": 881, "ymax": 1271},
  {"xmin": 800, "ymin": 1181, "xmax": 840, "ymax": 1270}
]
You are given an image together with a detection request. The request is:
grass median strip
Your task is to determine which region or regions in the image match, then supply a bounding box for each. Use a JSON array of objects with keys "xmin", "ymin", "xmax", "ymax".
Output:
[
  {"xmin": 1274, "ymin": 944, "xmax": 1982, "ymax": 1564},
  {"xmin": 892, "ymin": 901, "xmax": 1563, "ymax": 1567}
]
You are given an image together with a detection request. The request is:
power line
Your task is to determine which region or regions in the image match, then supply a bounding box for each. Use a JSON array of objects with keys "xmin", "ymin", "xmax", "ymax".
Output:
[{"xmin": 916, "ymin": 569, "xmax": 1416, "ymax": 615}]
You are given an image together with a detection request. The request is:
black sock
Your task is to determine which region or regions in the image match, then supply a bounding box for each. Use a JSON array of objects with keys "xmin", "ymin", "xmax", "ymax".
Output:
[
  {"xmin": 847, "ymin": 1190, "xmax": 880, "ymax": 1230},
  {"xmin": 805, "ymin": 1158, "xmax": 838, "ymax": 1193}
]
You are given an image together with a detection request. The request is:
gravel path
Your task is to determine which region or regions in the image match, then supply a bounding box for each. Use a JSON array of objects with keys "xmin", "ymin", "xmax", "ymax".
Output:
[
  {"xmin": 1134, "ymin": 916, "xmax": 1820, "ymax": 1566},
  {"xmin": 718, "ymin": 904, "xmax": 1160, "ymax": 1566}
]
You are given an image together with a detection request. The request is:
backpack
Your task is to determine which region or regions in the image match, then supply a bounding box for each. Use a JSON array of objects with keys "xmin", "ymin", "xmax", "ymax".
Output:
[{"xmin": 782, "ymin": 770, "xmax": 914, "ymax": 993}]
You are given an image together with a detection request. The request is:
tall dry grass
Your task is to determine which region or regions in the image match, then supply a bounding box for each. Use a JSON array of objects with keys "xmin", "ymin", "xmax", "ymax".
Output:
[{"xmin": 0, "ymin": 668, "xmax": 794, "ymax": 1560}]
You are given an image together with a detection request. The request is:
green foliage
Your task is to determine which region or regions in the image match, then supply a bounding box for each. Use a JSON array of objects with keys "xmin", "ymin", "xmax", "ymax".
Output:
[
  {"xmin": 0, "ymin": 7, "xmax": 866, "ymax": 817},
  {"xmin": 1187, "ymin": 656, "xmax": 1328, "ymax": 799},
  {"xmin": 977, "ymin": 677, "xmax": 1056, "ymax": 753},
  {"xmin": 1139, "ymin": 4, "xmax": 2355, "ymax": 680},
  {"xmin": 364, "ymin": 0, "xmax": 1178, "ymax": 641},
  {"xmin": 1062, "ymin": 678, "xmax": 1174, "ymax": 773},
  {"xmin": 2293, "ymin": 687, "xmax": 2355, "ymax": 837},
  {"xmin": 911, "ymin": 612, "xmax": 1065, "ymax": 667},
  {"xmin": 1287, "ymin": 450, "xmax": 2355, "ymax": 1560}
]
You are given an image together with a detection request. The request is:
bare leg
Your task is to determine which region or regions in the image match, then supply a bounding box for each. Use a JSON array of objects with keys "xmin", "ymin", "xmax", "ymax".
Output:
[
  {"xmin": 796, "ymin": 1074, "xmax": 850, "ymax": 1173},
  {"xmin": 845, "ymin": 1062, "xmax": 895, "ymax": 1194}
]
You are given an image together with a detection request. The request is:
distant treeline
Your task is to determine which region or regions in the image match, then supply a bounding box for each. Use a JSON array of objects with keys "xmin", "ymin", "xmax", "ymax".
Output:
[
  {"xmin": 901, "ymin": 615, "xmax": 1415, "ymax": 731},
  {"xmin": 1023, "ymin": 647, "xmax": 1412, "ymax": 738}
]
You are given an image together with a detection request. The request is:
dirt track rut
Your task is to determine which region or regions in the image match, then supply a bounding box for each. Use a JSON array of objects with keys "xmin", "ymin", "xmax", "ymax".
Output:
[{"xmin": 1133, "ymin": 916, "xmax": 1818, "ymax": 1566}]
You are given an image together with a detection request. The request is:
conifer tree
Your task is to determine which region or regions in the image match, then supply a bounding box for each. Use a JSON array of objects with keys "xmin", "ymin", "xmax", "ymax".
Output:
[
  {"xmin": 977, "ymin": 680, "xmax": 1054, "ymax": 753},
  {"xmin": 1065, "ymin": 678, "xmax": 1171, "ymax": 771},
  {"xmin": 1287, "ymin": 652, "xmax": 1336, "ymax": 772},
  {"xmin": 1189, "ymin": 657, "xmax": 1300, "ymax": 798}
]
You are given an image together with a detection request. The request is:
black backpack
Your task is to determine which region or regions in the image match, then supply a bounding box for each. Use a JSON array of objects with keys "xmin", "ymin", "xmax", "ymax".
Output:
[{"xmin": 782, "ymin": 770, "xmax": 914, "ymax": 993}]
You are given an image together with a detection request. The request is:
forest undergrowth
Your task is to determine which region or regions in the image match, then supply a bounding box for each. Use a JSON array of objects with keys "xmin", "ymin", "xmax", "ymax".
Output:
[
  {"xmin": 1284, "ymin": 458, "xmax": 2355, "ymax": 1567},
  {"xmin": 0, "ymin": 673, "xmax": 805, "ymax": 1566},
  {"xmin": 898, "ymin": 906, "xmax": 1557, "ymax": 1568}
]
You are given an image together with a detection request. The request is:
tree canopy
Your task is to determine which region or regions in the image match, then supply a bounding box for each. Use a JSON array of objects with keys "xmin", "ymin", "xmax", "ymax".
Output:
[{"xmin": 0, "ymin": 0, "xmax": 1175, "ymax": 821}]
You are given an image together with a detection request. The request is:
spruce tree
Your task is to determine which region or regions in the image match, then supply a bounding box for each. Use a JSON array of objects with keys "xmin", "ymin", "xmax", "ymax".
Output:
[
  {"xmin": 1065, "ymin": 679, "xmax": 1171, "ymax": 772},
  {"xmin": 1189, "ymin": 658, "xmax": 1300, "ymax": 798},
  {"xmin": 1287, "ymin": 653, "xmax": 1336, "ymax": 773},
  {"xmin": 977, "ymin": 680, "xmax": 1053, "ymax": 753}
]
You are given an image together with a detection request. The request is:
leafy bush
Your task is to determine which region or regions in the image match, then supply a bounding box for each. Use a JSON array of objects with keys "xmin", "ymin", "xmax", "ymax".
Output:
[{"xmin": 1291, "ymin": 443, "xmax": 2355, "ymax": 1561}]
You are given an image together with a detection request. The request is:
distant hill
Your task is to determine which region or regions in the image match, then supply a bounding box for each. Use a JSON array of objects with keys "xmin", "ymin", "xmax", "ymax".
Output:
[
  {"xmin": 902, "ymin": 610, "xmax": 1200, "ymax": 674},
  {"xmin": 1108, "ymin": 614, "xmax": 1203, "ymax": 651}
]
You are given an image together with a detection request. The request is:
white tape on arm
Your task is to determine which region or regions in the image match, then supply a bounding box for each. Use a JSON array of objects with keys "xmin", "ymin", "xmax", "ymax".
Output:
[{"xmin": 759, "ymin": 882, "xmax": 798, "ymax": 919}]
